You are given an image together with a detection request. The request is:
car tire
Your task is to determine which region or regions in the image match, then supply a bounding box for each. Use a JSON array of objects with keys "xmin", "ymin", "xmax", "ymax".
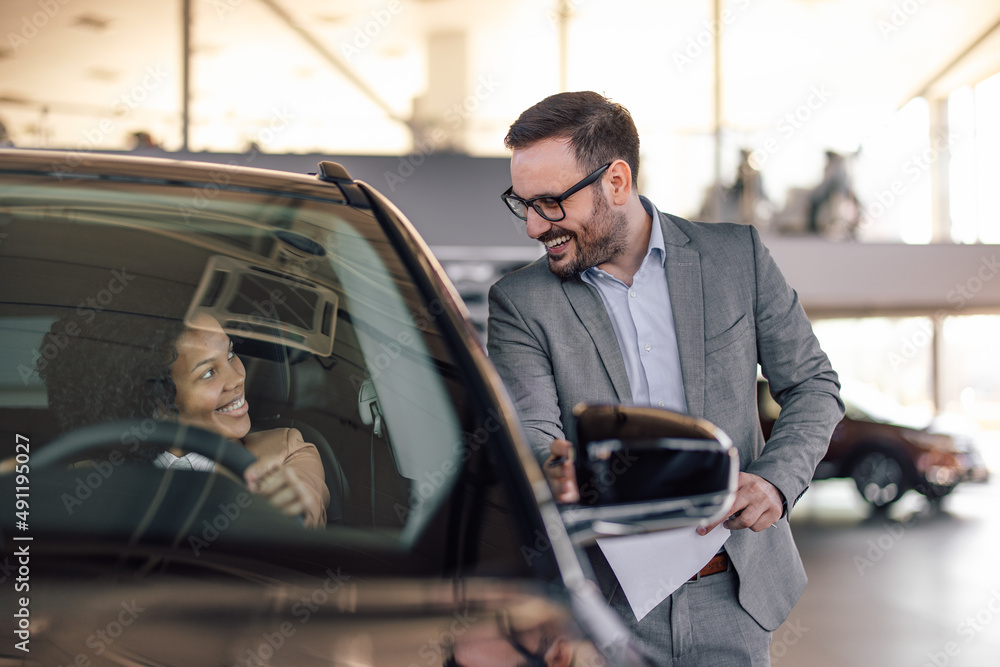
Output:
[
  {"xmin": 850, "ymin": 448, "xmax": 911, "ymax": 507},
  {"xmin": 916, "ymin": 482, "xmax": 957, "ymax": 502}
]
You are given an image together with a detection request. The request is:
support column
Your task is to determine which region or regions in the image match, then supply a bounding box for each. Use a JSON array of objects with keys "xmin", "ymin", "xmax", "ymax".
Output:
[
  {"xmin": 181, "ymin": 0, "xmax": 191, "ymax": 152},
  {"xmin": 713, "ymin": 0, "xmax": 722, "ymax": 185},
  {"xmin": 928, "ymin": 98, "xmax": 951, "ymax": 243},
  {"xmin": 931, "ymin": 314, "xmax": 944, "ymax": 415}
]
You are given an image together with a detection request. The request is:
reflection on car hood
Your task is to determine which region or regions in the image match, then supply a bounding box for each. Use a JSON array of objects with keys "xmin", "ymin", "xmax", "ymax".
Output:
[{"xmin": 5, "ymin": 576, "xmax": 602, "ymax": 667}]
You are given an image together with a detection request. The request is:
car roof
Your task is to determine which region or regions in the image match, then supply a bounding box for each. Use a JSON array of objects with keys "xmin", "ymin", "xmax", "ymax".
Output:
[{"xmin": 0, "ymin": 148, "xmax": 356, "ymax": 205}]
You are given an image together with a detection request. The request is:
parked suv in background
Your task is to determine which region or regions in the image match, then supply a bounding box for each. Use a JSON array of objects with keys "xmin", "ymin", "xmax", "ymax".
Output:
[
  {"xmin": 0, "ymin": 150, "xmax": 736, "ymax": 666},
  {"xmin": 758, "ymin": 378, "xmax": 989, "ymax": 508}
]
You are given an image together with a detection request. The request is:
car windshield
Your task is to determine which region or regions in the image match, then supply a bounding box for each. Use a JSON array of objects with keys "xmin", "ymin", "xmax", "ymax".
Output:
[{"xmin": 0, "ymin": 168, "xmax": 528, "ymax": 579}]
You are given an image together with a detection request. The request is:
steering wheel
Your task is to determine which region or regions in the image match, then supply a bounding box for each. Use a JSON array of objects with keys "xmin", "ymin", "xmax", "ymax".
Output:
[{"xmin": 32, "ymin": 420, "xmax": 257, "ymax": 479}]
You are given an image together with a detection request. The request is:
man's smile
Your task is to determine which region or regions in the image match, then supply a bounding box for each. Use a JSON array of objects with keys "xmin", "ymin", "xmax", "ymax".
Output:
[{"xmin": 544, "ymin": 235, "xmax": 572, "ymax": 255}]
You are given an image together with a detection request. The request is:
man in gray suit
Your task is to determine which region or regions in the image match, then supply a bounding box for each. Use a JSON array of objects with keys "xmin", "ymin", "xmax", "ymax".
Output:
[{"xmin": 488, "ymin": 91, "xmax": 843, "ymax": 665}]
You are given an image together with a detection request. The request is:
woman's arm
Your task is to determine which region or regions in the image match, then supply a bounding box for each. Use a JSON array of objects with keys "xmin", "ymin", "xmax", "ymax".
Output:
[{"xmin": 244, "ymin": 428, "xmax": 330, "ymax": 527}]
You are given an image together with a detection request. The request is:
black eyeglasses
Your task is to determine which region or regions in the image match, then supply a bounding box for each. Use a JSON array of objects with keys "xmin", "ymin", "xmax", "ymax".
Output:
[{"xmin": 501, "ymin": 162, "xmax": 611, "ymax": 222}]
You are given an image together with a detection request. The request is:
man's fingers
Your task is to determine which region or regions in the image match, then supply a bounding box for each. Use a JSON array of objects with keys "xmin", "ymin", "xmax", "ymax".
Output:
[
  {"xmin": 724, "ymin": 506, "xmax": 761, "ymax": 531},
  {"xmin": 545, "ymin": 439, "xmax": 579, "ymax": 503},
  {"xmin": 697, "ymin": 489, "xmax": 741, "ymax": 535},
  {"xmin": 546, "ymin": 438, "xmax": 573, "ymax": 466},
  {"xmin": 698, "ymin": 505, "xmax": 743, "ymax": 535},
  {"xmin": 709, "ymin": 472, "xmax": 784, "ymax": 533},
  {"xmin": 697, "ymin": 518, "xmax": 723, "ymax": 536}
]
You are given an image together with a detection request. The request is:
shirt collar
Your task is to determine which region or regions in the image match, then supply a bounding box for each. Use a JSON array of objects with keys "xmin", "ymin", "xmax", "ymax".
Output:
[{"xmin": 640, "ymin": 196, "xmax": 667, "ymax": 268}]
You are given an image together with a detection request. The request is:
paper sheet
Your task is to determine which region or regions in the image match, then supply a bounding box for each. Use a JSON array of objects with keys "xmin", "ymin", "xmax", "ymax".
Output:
[{"xmin": 597, "ymin": 526, "xmax": 731, "ymax": 621}]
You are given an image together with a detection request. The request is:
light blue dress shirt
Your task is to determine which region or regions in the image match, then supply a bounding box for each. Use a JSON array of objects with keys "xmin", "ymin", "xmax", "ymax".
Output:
[{"xmin": 581, "ymin": 197, "xmax": 687, "ymax": 412}]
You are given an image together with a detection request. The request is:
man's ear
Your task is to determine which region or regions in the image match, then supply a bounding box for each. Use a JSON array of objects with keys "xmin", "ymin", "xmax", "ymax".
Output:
[
  {"xmin": 544, "ymin": 637, "xmax": 574, "ymax": 667},
  {"xmin": 606, "ymin": 159, "xmax": 632, "ymax": 206}
]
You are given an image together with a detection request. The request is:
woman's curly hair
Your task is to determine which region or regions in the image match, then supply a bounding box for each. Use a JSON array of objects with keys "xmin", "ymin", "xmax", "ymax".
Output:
[{"xmin": 37, "ymin": 311, "xmax": 187, "ymax": 462}]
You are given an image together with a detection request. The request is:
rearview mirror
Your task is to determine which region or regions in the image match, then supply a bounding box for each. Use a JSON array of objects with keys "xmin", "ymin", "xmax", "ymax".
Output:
[{"xmin": 559, "ymin": 404, "xmax": 739, "ymax": 546}]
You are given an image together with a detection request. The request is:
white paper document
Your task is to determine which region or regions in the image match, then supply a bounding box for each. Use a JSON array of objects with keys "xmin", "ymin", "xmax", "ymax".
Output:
[{"xmin": 597, "ymin": 526, "xmax": 731, "ymax": 621}]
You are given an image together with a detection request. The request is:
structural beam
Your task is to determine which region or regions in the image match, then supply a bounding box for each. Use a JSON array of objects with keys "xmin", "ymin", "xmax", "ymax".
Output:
[
  {"xmin": 905, "ymin": 13, "xmax": 1000, "ymax": 105},
  {"xmin": 255, "ymin": 0, "xmax": 408, "ymax": 127}
]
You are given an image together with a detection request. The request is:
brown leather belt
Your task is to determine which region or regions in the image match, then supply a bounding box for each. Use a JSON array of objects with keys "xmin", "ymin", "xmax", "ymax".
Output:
[{"xmin": 690, "ymin": 552, "xmax": 729, "ymax": 581}]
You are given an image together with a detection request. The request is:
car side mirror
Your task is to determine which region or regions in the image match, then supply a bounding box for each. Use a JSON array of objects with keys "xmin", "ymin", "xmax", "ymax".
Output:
[{"xmin": 559, "ymin": 403, "xmax": 739, "ymax": 546}]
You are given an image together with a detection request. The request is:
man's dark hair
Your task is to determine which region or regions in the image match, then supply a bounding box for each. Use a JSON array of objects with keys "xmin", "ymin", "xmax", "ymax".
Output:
[
  {"xmin": 37, "ymin": 311, "xmax": 187, "ymax": 462},
  {"xmin": 504, "ymin": 91, "xmax": 640, "ymax": 187}
]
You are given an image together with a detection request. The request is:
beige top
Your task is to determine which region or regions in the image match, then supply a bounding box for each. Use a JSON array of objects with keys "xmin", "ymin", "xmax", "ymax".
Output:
[{"xmin": 243, "ymin": 427, "xmax": 330, "ymax": 527}]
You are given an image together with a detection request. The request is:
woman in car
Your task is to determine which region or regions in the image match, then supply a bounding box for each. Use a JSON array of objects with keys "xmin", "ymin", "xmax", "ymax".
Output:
[{"xmin": 37, "ymin": 310, "xmax": 329, "ymax": 527}]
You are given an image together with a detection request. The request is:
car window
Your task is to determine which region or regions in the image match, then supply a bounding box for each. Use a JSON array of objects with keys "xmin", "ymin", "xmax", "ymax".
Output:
[{"xmin": 0, "ymin": 173, "xmax": 532, "ymax": 579}]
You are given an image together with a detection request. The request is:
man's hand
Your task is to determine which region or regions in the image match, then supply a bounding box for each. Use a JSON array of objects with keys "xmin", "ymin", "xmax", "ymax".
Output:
[
  {"xmin": 544, "ymin": 438, "xmax": 579, "ymax": 503},
  {"xmin": 697, "ymin": 472, "xmax": 785, "ymax": 535}
]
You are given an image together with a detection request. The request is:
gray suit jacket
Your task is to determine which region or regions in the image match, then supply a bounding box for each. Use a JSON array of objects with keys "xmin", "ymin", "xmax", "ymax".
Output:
[{"xmin": 487, "ymin": 206, "xmax": 843, "ymax": 631}]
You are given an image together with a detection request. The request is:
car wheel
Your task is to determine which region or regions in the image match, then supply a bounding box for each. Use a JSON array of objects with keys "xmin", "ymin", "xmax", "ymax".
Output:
[
  {"xmin": 916, "ymin": 482, "xmax": 957, "ymax": 501},
  {"xmin": 851, "ymin": 449, "xmax": 910, "ymax": 507}
]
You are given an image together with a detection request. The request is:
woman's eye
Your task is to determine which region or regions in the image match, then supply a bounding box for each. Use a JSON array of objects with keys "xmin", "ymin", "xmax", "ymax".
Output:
[{"xmin": 199, "ymin": 368, "xmax": 215, "ymax": 380}]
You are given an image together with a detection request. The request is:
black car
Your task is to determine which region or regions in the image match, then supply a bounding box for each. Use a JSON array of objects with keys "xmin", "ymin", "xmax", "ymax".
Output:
[{"xmin": 0, "ymin": 150, "xmax": 736, "ymax": 666}]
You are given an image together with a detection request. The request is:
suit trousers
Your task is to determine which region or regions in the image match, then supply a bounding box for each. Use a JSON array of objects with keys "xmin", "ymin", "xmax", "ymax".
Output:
[{"xmin": 591, "ymin": 548, "xmax": 773, "ymax": 666}]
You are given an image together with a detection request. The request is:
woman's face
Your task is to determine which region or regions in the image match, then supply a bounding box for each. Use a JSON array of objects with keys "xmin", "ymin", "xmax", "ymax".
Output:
[{"xmin": 171, "ymin": 315, "xmax": 251, "ymax": 440}]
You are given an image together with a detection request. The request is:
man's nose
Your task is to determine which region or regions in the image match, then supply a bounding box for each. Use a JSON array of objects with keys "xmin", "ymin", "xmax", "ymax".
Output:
[{"xmin": 524, "ymin": 208, "xmax": 552, "ymax": 240}]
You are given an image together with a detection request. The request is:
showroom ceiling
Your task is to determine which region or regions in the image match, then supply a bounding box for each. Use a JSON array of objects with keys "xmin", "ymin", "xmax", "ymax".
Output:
[{"xmin": 0, "ymin": 0, "xmax": 998, "ymax": 158}]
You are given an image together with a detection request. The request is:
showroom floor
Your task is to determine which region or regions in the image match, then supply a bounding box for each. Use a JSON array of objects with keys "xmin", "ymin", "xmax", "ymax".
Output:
[{"xmin": 775, "ymin": 434, "xmax": 1000, "ymax": 666}]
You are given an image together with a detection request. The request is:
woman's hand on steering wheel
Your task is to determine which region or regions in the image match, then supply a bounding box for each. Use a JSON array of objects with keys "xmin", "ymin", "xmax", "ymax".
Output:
[{"xmin": 245, "ymin": 457, "xmax": 323, "ymax": 528}]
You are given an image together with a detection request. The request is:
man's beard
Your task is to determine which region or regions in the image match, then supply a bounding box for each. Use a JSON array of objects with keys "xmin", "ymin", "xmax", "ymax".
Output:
[{"xmin": 541, "ymin": 190, "xmax": 630, "ymax": 279}]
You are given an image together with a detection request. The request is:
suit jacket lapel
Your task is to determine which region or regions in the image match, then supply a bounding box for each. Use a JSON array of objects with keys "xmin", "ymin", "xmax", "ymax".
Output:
[
  {"xmin": 562, "ymin": 278, "xmax": 632, "ymax": 402},
  {"xmin": 660, "ymin": 213, "xmax": 705, "ymax": 418}
]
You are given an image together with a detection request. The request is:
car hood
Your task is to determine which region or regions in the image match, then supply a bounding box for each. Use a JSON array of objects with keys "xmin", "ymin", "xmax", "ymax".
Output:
[{"xmin": 5, "ymin": 575, "xmax": 609, "ymax": 667}]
